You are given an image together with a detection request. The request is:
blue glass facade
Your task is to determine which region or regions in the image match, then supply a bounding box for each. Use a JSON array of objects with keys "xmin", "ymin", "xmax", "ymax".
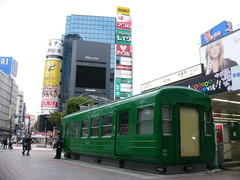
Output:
[{"xmin": 60, "ymin": 15, "xmax": 116, "ymax": 111}]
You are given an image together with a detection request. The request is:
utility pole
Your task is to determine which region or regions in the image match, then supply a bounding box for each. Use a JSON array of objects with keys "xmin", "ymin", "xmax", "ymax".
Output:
[{"xmin": 28, "ymin": 116, "xmax": 31, "ymax": 135}]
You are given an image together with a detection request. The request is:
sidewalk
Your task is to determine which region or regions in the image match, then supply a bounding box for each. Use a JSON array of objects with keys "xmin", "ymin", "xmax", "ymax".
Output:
[{"xmin": 0, "ymin": 147, "xmax": 240, "ymax": 180}]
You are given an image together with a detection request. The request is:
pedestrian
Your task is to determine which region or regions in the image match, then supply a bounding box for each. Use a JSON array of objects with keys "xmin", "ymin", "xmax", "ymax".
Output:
[
  {"xmin": 21, "ymin": 134, "xmax": 28, "ymax": 155},
  {"xmin": 54, "ymin": 131, "xmax": 63, "ymax": 159},
  {"xmin": 8, "ymin": 141, "xmax": 13, "ymax": 149},
  {"xmin": 3, "ymin": 138, "xmax": 8, "ymax": 149},
  {"xmin": 26, "ymin": 135, "xmax": 33, "ymax": 156}
]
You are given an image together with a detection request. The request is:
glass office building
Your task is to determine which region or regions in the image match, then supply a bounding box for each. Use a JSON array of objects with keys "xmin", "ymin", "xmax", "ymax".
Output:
[{"xmin": 60, "ymin": 15, "xmax": 116, "ymax": 111}]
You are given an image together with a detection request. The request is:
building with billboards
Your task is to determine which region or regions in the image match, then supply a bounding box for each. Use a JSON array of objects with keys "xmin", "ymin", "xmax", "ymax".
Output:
[
  {"xmin": 59, "ymin": 14, "xmax": 117, "ymax": 111},
  {"xmin": 0, "ymin": 68, "xmax": 18, "ymax": 140},
  {"xmin": 141, "ymin": 23, "xmax": 240, "ymax": 164}
]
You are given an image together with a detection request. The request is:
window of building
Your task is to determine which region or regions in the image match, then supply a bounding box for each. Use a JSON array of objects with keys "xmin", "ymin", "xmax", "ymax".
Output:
[
  {"xmin": 137, "ymin": 106, "xmax": 154, "ymax": 135},
  {"xmin": 81, "ymin": 120, "xmax": 89, "ymax": 138},
  {"xmin": 102, "ymin": 115, "xmax": 112, "ymax": 137},
  {"xmin": 91, "ymin": 117, "xmax": 99, "ymax": 137},
  {"xmin": 204, "ymin": 111, "xmax": 212, "ymax": 136},
  {"xmin": 118, "ymin": 111, "xmax": 129, "ymax": 136},
  {"xmin": 73, "ymin": 122, "xmax": 80, "ymax": 138},
  {"xmin": 162, "ymin": 106, "xmax": 172, "ymax": 135}
]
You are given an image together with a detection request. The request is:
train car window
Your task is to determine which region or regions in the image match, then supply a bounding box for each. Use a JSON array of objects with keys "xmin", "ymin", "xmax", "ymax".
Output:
[
  {"xmin": 137, "ymin": 106, "xmax": 154, "ymax": 135},
  {"xmin": 74, "ymin": 122, "xmax": 80, "ymax": 138},
  {"xmin": 81, "ymin": 120, "xmax": 89, "ymax": 138},
  {"xmin": 162, "ymin": 106, "xmax": 172, "ymax": 135},
  {"xmin": 66, "ymin": 122, "xmax": 71, "ymax": 138},
  {"xmin": 204, "ymin": 111, "xmax": 212, "ymax": 136},
  {"xmin": 102, "ymin": 115, "xmax": 112, "ymax": 137},
  {"xmin": 91, "ymin": 117, "xmax": 99, "ymax": 137},
  {"xmin": 119, "ymin": 111, "xmax": 129, "ymax": 136}
]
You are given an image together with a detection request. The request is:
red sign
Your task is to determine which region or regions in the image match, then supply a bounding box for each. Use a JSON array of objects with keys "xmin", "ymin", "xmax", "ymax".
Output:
[
  {"xmin": 216, "ymin": 124, "xmax": 223, "ymax": 143},
  {"xmin": 116, "ymin": 65, "xmax": 132, "ymax": 71},
  {"xmin": 116, "ymin": 44, "xmax": 131, "ymax": 56},
  {"xmin": 37, "ymin": 132, "xmax": 54, "ymax": 136},
  {"xmin": 41, "ymin": 98, "xmax": 58, "ymax": 108}
]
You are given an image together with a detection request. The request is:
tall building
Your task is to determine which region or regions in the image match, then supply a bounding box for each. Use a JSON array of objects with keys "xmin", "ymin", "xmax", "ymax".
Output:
[
  {"xmin": 59, "ymin": 15, "xmax": 116, "ymax": 111},
  {"xmin": 0, "ymin": 69, "xmax": 18, "ymax": 138},
  {"xmin": 14, "ymin": 91, "xmax": 24, "ymax": 135}
]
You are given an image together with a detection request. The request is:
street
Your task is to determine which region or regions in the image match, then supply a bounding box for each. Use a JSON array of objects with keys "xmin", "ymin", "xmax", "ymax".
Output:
[{"xmin": 0, "ymin": 146, "xmax": 240, "ymax": 180}]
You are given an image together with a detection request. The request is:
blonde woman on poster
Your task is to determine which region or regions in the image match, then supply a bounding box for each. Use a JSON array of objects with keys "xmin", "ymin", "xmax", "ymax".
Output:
[{"xmin": 205, "ymin": 39, "xmax": 238, "ymax": 75}]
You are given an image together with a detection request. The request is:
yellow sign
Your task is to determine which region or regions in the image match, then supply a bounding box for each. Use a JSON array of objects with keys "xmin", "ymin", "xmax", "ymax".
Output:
[
  {"xmin": 117, "ymin": 6, "xmax": 130, "ymax": 15},
  {"xmin": 43, "ymin": 60, "xmax": 61, "ymax": 85}
]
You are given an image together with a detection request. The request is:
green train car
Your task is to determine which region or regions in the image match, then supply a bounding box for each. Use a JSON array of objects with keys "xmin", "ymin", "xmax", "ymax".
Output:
[{"xmin": 61, "ymin": 86, "xmax": 215, "ymax": 174}]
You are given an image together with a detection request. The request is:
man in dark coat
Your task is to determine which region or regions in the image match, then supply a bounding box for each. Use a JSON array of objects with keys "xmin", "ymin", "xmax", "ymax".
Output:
[{"xmin": 54, "ymin": 131, "xmax": 63, "ymax": 159}]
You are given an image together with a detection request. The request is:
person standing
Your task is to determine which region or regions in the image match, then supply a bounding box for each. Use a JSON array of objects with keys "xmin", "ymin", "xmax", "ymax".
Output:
[
  {"xmin": 54, "ymin": 131, "xmax": 63, "ymax": 159},
  {"xmin": 22, "ymin": 134, "xmax": 28, "ymax": 155},
  {"xmin": 26, "ymin": 135, "xmax": 33, "ymax": 156},
  {"xmin": 3, "ymin": 138, "xmax": 8, "ymax": 149}
]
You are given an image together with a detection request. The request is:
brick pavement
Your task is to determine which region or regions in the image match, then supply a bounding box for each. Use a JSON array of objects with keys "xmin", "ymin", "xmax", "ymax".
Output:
[{"xmin": 0, "ymin": 146, "xmax": 240, "ymax": 180}]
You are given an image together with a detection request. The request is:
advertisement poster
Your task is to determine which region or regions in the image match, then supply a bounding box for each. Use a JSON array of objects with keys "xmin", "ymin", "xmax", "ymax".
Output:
[
  {"xmin": 231, "ymin": 65, "xmax": 240, "ymax": 90},
  {"xmin": 201, "ymin": 21, "xmax": 232, "ymax": 45},
  {"xmin": 215, "ymin": 124, "xmax": 223, "ymax": 143},
  {"xmin": 200, "ymin": 29, "xmax": 240, "ymax": 75},
  {"xmin": 116, "ymin": 44, "xmax": 131, "ymax": 56},
  {"xmin": 41, "ymin": 60, "xmax": 61, "ymax": 109},
  {"xmin": 177, "ymin": 68, "xmax": 233, "ymax": 96},
  {"xmin": 116, "ymin": 29, "xmax": 132, "ymax": 45},
  {"xmin": 116, "ymin": 14, "xmax": 132, "ymax": 30}
]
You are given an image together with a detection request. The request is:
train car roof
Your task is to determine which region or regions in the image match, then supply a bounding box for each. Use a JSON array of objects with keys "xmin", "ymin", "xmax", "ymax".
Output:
[{"xmin": 63, "ymin": 86, "xmax": 209, "ymax": 119}]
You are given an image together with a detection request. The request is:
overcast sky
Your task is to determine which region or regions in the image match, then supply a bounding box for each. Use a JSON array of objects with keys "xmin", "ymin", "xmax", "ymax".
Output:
[{"xmin": 1, "ymin": 0, "xmax": 240, "ymax": 115}]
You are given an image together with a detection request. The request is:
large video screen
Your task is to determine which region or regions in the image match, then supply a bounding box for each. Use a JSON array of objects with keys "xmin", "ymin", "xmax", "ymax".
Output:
[{"xmin": 75, "ymin": 65, "xmax": 106, "ymax": 89}]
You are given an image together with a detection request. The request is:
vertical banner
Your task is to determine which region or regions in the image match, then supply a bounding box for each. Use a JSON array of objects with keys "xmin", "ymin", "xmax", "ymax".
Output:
[
  {"xmin": 115, "ymin": 7, "xmax": 133, "ymax": 99},
  {"xmin": 41, "ymin": 60, "xmax": 61, "ymax": 109}
]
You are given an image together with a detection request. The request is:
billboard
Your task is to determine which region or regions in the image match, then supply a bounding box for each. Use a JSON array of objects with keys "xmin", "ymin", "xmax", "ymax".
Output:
[
  {"xmin": 116, "ymin": 29, "xmax": 132, "ymax": 45},
  {"xmin": 175, "ymin": 66, "xmax": 240, "ymax": 96},
  {"xmin": 116, "ymin": 44, "xmax": 131, "ymax": 56},
  {"xmin": 77, "ymin": 41, "xmax": 111, "ymax": 63},
  {"xmin": 0, "ymin": 57, "xmax": 18, "ymax": 78},
  {"xmin": 115, "ymin": 7, "xmax": 132, "ymax": 99},
  {"xmin": 117, "ymin": 6, "xmax": 130, "ymax": 15},
  {"xmin": 200, "ymin": 29, "xmax": 240, "ymax": 75},
  {"xmin": 201, "ymin": 21, "xmax": 232, "ymax": 45},
  {"xmin": 116, "ymin": 14, "xmax": 132, "ymax": 30},
  {"xmin": 41, "ymin": 59, "xmax": 61, "ymax": 109},
  {"xmin": 47, "ymin": 39, "xmax": 63, "ymax": 57}
]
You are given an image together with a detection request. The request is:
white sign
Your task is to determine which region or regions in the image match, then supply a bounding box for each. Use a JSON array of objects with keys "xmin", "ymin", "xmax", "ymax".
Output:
[{"xmin": 141, "ymin": 64, "xmax": 203, "ymax": 92}]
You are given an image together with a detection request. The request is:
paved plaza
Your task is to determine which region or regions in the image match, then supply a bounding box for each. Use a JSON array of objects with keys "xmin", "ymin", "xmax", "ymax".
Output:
[{"xmin": 0, "ymin": 145, "xmax": 240, "ymax": 180}]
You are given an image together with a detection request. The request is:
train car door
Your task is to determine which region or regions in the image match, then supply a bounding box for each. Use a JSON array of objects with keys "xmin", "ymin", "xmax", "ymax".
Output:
[
  {"xmin": 115, "ymin": 110, "xmax": 131, "ymax": 157},
  {"xmin": 175, "ymin": 105, "xmax": 201, "ymax": 160}
]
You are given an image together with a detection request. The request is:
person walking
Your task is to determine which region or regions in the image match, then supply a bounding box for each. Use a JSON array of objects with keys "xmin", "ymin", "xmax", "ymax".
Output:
[
  {"xmin": 26, "ymin": 135, "xmax": 33, "ymax": 156},
  {"xmin": 22, "ymin": 134, "xmax": 28, "ymax": 155},
  {"xmin": 54, "ymin": 131, "xmax": 63, "ymax": 159}
]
